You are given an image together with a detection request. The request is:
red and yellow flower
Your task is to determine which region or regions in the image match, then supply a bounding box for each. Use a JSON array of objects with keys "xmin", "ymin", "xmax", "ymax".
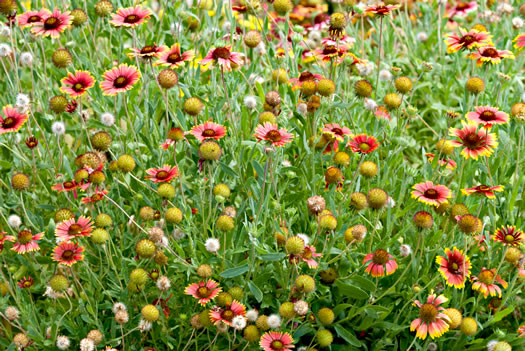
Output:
[
  {"xmin": 127, "ymin": 44, "xmax": 167, "ymax": 59},
  {"xmin": 411, "ymin": 181, "xmax": 451, "ymax": 207},
  {"xmin": 110, "ymin": 6, "xmax": 152, "ymax": 28},
  {"xmin": 30, "ymin": 8, "xmax": 72, "ymax": 38},
  {"xmin": 363, "ymin": 249, "xmax": 398, "ymax": 277},
  {"xmin": 184, "ymin": 280, "xmax": 221, "ymax": 305},
  {"xmin": 209, "ymin": 300, "xmax": 246, "ymax": 326},
  {"xmin": 55, "ymin": 216, "xmax": 93, "ymax": 241},
  {"xmin": 17, "ymin": 9, "xmax": 51, "ymax": 29},
  {"xmin": 468, "ymin": 46, "xmax": 515, "ymax": 67},
  {"xmin": 444, "ymin": 28, "xmax": 491, "ymax": 53},
  {"xmin": 254, "ymin": 123, "xmax": 294, "ymax": 147},
  {"xmin": 410, "ymin": 294, "xmax": 450, "ymax": 340},
  {"xmin": 471, "ymin": 268, "xmax": 508, "ymax": 298},
  {"xmin": 449, "ymin": 121, "xmax": 498, "ymax": 159},
  {"xmin": 347, "ymin": 134, "xmax": 379, "ymax": 154},
  {"xmin": 199, "ymin": 46, "xmax": 243, "ymax": 71},
  {"xmin": 514, "ymin": 34, "xmax": 525, "ymax": 50},
  {"xmin": 492, "ymin": 226, "xmax": 523, "ymax": 247},
  {"xmin": 436, "ymin": 247, "xmax": 471, "ymax": 289},
  {"xmin": 60, "ymin": 71, "xmax": 96, "ymax": 98},
  {"xmin": 260, "ymin": 331, "xmax": 295, "ymax": 351},
  {"xmin": 461, "ymin": 185, "xmax": 503, "ymax": 199},
  {"xmin": 425, "ymin": 153, "xmax": 457, "ymax": 170},
  {"xmin": 100, "ymin": 64, "xmax": 141, "ymax": 96},
  {"xmin": 155, "ymin": 44, "xmax": 195, "ymax": 69},
  {"xmin": 190, "ymin": 122, "xmax": 227, "ymax": 143},
  {"xmin": 52, "ymin": 241, "xmax": 84, "ymax": 266},
  {"xmin": 0, "ymin": 105, "xmax": 28, "ymax": 135},
  {"xmin": 466, "ymin": 106, "xmax": 508, "ymax": 129},
  {"xmin": 145, "ymin": 165, "xmax": 179, "ymax": 183},
  {"xmin": 4, "ymin": 230, "xmax": 44, "ymax": 254}
]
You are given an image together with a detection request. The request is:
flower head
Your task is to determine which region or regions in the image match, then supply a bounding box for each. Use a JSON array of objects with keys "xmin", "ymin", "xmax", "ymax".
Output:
[
  {"xmin": 209, "ymin": 300, "xmax": 246, "ymax": 326},
  {"xmin": 254, "ymin": 123, "xmax": 294, "ymax": 147},
  {"xmin": 155, "ymin": 44, "xmax": 195, "ymax": 69},
  {"xmin": 461, "ymin": 185, "xmax": 503, "ymax": 199},
  {"xmin": 52, "ymin": 241, "xmax": 84, "ymax": 266},
  {"xmin": 128, "ymin": 44, "xmax": 167, "ymax": 59},
  {"xmin": 299, "ymin": 245, "xmax": 322, "ymax": 268},
  {"xmin": 260, "ymin": 331, "xmax": 295, "ymax": 351},
  {"xmin": 468, "ymin": 46, "xmax": 515, "ymax": 67},
  {"xmin": 514, "ymin": 34, "xmax": 525, "ymax": 50},
  {"xmin": 363, "ymin": 249, "xmax": 398, "ymax": 277},
  {"xmin": 109, "ymin": 6, "xmax": 151, "ymax": 28},
  {"xmin": 466, "ymin": 106, "xmax": 508, "ymax": 128},
  {"xmin": 347, "ymin": 134, "xmax": 379, "ymax": 154},
  {"xmin": 492, "ymin": 226, "xmax": 523, "ymax": 247},
  {"xmin": 471, "ymin": 268, "xmax": 508, "ymax": 298},
  {"xmin": 145, "ymin": 165, "xmax": 178, "ymax": 183},
  {"xmin": 4, "ymin": 230, "xmax": 44, "ymax": 254},
  {"xmin": 17, "ymin": 276, "xmax": 34, "ymax": 289},
  {"xmin": 190, "ymin": 122, "xmax": 227, "ymax": 142},
  {"xmin": 445, "ymin": 1, "xmax": 477, "ymax": 18},
  {"xmin": 410, "ymin": 294, "xmax": 450, "ymax": 339},
  {"xmin": 365, "ymin": 3, "xmax": 400, "ymax": 16},
  {"xmin": 18, "ymin": 9, "xmax": 51, "ymax": 29},
  {"xmin": 449, "ymin": 121, "xmax": 498, "ymax": 159},
  {"xmin": 55, "ymin": 216, "xmax": 93, "ymax": 241},
  {"xmin": 0, "ymin": 105, "xmax": 28, "ymax": 135},
  {"xmin": 436, "ymin": 247, "xmax": 471, "ymax": 288},
  {"xmin": 31, "ymin": 8, "xmax": 72, "ymax": 38},
  {"xmin": 411, "ymin": 181, "xmax": 451, "ymax": 207},
  {"xmin": 199, "ymin": 46, "xmax": 243, "ymax": 71},
  {"xmin": 60, "ymin": 71, "xmax": 96, "ymax": 98},
  {"xmin": 444, "ymin": 28, "xmax": 491, "ymax": 53},
  {"xmin": 425, "ymin": 153, "xmax": 457, "ymax": 170},
  {"xmin": 184, "ymin": 280, "xmax": 221, "ymax": 305},
  {"xmin": 322, "ymin": 123, "xmax": 351, "ymax": 142},
  {"xmin": 100, "ymin": 64, "xmax": 141, "ymax": 96}
]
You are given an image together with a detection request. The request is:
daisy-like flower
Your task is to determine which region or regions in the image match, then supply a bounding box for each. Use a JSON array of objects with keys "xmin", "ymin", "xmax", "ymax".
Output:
[
  {"xmin": 461, "ymin": 185, "xmax": 504, "ymax": 199},
  {"xmin": 445, "ymin": 1, "xmax": 477, "ymax": 18},
  {"xmin": 436, "ymin": 247, "xmax": 471, "ymax": 288},
  {"xmin": 17, "ymin": 276, "xmax": 34, "ymax": 289},
  {"xmin": 347, "ymin": 134, "xmax": 379, "ymax": 154},
  {"xmin": 31, "ymin": 8, "xmax": 72, "ymax": 38},
  {"xmin": 311, "ymin": 44, "xmax": 349, "ymax": 64},
  {"xmin": 145, "ymin": 165, "xmax": 179, "ymax": 183},
  {"xmin": 199, "ymin": 46, "xmax": 243, "ymax": 71},
  {"xmin": 100, "ymin": 64, "xmax": 141, "ymax": 96},
  {"xmin": 492, "ymin": 225, "xmax": 523, "ymax": 247},
  {"xmin": 466, "ymin": 106, "xmax": 509, "ymax": 128},
  {"xmin": 425, "ymin": 153, "xmax": 457, "ymax": 170},
  {"xmin": 190, "ymin": 122, "xmax": 227, "ymax": 143},
  {"xmin": 109, "ymin": 6, "xmax": 152, "ymax": 28},
  {"xmin": 300, "ymin": 245, "xmax": 322, "ymax": 268},
  {"xmin": 410, "ymin": 294, "xmax": 450, "ymax": 340},
  {"xmin": 363, "ymin": 249, "xmax": 398, "ymax": 277},
  {"xmin": 184, "ymin": 280, "xmax": 222, "ymax": 306},
  {"xmin": 322, "ymin": 123, "xmax": 351, "ymax": 142},
  {"xmin": 60, "ymin": 71, "xmax": 96, "ymax": 98},
  {"xmin": 155, "ymin": 44, "xmax": 195, "ymax": 69},
  {"xmin": 471, "ymin": 268, "xmax": 508, "ymax": 298},
  {"xmin": 260, "ymin": 331, "xmax": 295, "ymax": 351},
  {"xmin": 514, "ymin": 34, "xmax": 525, "ymax": 50},
  {"xmin": 55, "ymin": 216, "xmax": 93, "ymax": 241},
  {"xmin": 254, "ymin": 123, "xmax": 294, "ymax": 147},
  {"xmin": 18, "ymin": 9, "xmax": 51, "ymax": 29},
  {"xmin": 411, "ymin": 181, "xmax": 451, "ymax": 207},
  {"xmin": 518, "ymin": 325, "xmax": 525, "ymax": 338},
  {"xmin": 52, "ymin": 180, "xmax": 89, "ymax": 199},
  {"xmin": 4, "ymin": 230, "xmax": 44, "ymax": 254},
  {"xmin": 0, "ymin": 105, "xmax": 28, "ymax": 135},
  {"xmin": 468, "ymin": 46, "xmax": 515, "ymax": 67},
  {"xmin": 209, "ymin": 300, "xmax": 246, "ymax": 326},
  {"xmin": 449, "ymin": 121, "xmax": 498, "ymax": 159},
  {"xmin": 365, "ymin": 3, "xmax": 401, "ymax": 16},
  {"xmin": 289, "ymin": 71, "xmax": 324, "ymax": 89},
  {"xmin": 51, "ymin": 241, "xmax": 84, "ymax": 266},
  {"xmin": 127, "ymin": 44, "xmax": 167, "ymax": 60},
  {"xmin": 81, "ymin": 189, "xmax": 108, "ymax": 204},
  {"xmin": 444, "ymin": 28, "xmax": 491, "ymax": 53}
]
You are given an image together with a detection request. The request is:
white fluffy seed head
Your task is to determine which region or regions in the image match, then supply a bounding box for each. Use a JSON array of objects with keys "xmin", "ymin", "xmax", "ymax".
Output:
[
  {"xmin": 512, "ymin": 17, "xmax": 524, "ymax": 29},
  {"xmin": 79, "ymin": 338, "xmax": 95, "ymax": 351},
  {"xmin": 20, "ymin": 52, "xmax": 33, "ymax": 66},
  {"xmin": 0, "ymin": 43, "xmax": 12, "ymax": 57},
  {"xmin": 416, "ymin": 32, "xmax": 429, "ymax": 42},
  {"xmin": 156, "ymin": 276, "xmax": 171, "ymax": 291},
  {"xmin": 378, "ymin": 69, "xmax": 392, "ymax": 82},
  {"xmin": 296, "ymin": 234, "xmax": 310, "ymax": 246},
  {"xmin": 112, "ymin": 302, "xmax": 127, "ymax": 314},
  {"xmin": 246, "ymin": 309, "xmax": 259, "ymax": 322},
  {"xmin": 205, "ymin": 238, "xmax": 220, "ymax": 253},
  {"xmin": 138, "ymin": 319, "xmax": 152, "ymax": 333},
  {"xmin": 244, "ymin": 95, "xmax": 257, "ymax": 109},
  {"xmin": 8, "ymin": 214, "xmax": 21, "ymax": 228},
  {"xmin": 254, "ymin": 42, "xmax": 266, "ymax": 55},
  {"xmin": 16, "ymin": 93, "xmax": 30, "ymax": 108},
  {"xmin": 52, "ymin": 121, "xmax": 66, "ymax": 135},
  {"xmin": 267, "ymin": 314, "xmax": 281, "ymax": 329},
  {"xmin": 0, "ymin": 25, "xmax": 11, "ymax": 37},
  {"xmin": 232, "ymin": 316, "xmax": 247, "ymax": 330},
  {"xmin": 364, "ymin": 98, "xmax": 378, "ymax": 111},
  {"xmin": 56, "ymin": 335, "xmax": 70, "ymax": 350},
  {"xmin": 400, "ymin": 244, "xmax": 412, "ymax": 257},
  {"xmin": 100, "ymin": 112, "xmax": 115, "ymax": 127}
]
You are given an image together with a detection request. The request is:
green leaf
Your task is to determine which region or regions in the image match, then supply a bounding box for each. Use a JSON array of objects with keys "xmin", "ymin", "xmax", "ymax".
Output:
[
  {"xmin": 220, "ymin": 264, "xmax": 249, "ymax": 278},
  {"xmin": 334, "ymin": 324, "xmax": 361, "ymax": 347},
  {"xmin": 490, "ymin": 307, "xmax": 514, "ymax": 324},
  {"xmin": 335, "ymin": 280, "xmax": 369, "ymax": 300},
  {"xmin": 260, "ymin": 253, "xmax": 286, "ymax": 261},
  {"xmin": 350, "ymin": 275, "xmax": 376, "ymax": 291},
  {"xmin": 248, "ymin": 281, "xmax": 263, "ymax": 303}
]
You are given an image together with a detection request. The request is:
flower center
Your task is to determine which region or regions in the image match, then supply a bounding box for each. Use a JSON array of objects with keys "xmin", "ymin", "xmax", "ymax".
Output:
[
  {"xmin": 372, "ymin": 249, "xmax": 389, "ymax": 265},
  {"xmin": 124, "ymin": 14, "xmax": 139, "ymax": 23},
  {"xmin": 202, "ymin": 129, "xmax": 216, "ymax": 137},
  {"xmin": 419, "ymin": 303, "xmax": 438, "ymax": 322},
  {"xmin": 167, "ymin": 53, "xmax": 181, "ymax": 63},
  {"xmin": 73, "ymin": 83, "xmax": 84, "ymax": 92},
  {"xmin": 455, "ymin": 2, "xmax": 469, "ymax": 11},
  {"xmin": 478, "ymin": 270, "xmax": 494, "ymax": 284},
  {"xmin": 302, "ymin": 247, "xmax": 313, "ymax": 259},
  {"xmin": 482, "ymin": 48, "xmax": 499, "ymax": 58},
  {"xmin": 266, "ymin": 130, "xmax": 282, "ymax": 142},
  {"xmin": 323, "ymin": 45, "xmax": 338, "ymax": 55},
  {"xmin": 63, "ymin": 181, "xmax": 75, "ymax": 189},
  {"xmin": 18, "ymin": 230, "xmax": 33, "ymax": 244},
  {"xmin": 332, "ymin": 128, "xmax": 343, "ymax": 135},
  {"xmin": 221, "ymin": 309, "xmax": 234, "ymax": 321},
  {"xmin": 114, "ymin": 76, "xmax": 129, "ymax": 88},
  {"xmin": 156, "ymin": 170, "xmax": 169, "ymax": 180},
  {"xmin": 62, "ymin": 250, "xmax": 74, "ymax": 260},
  {"xmin": 212, "ymin": 47, "xmax": 231, "ymax": 60},
  {"xmin": 423, "ymin": 189, "xmax": 439, "ymax": 199},
  {"xmin": 141, "ymin": 45, "xmax": 155, "ymax": 55},
  {"xmin": 68, "ymin": 224, "xmax": 82, "ymax": 236},
  {"xmin": 270, "ymin": 341, "xmax": 284, "ymax": 350},
  {"xmin": 28, "ymin": 15, "xmax": 41, "ymax": 23},
  {"xmin": 479, "ymin": 111, "xmax": 496, "ymax": 121},
  {"xmin": 2, "ymin": 117, "xmax": 16, "ymax": 128},
  {"xmin": 461, "ymin": 35, "xmax": 475, "ymax": 46},
  {"xmin": 44, "ymin": 17, "xmax": 60, "ymax": 30},
  {"xmin": 448, "ymin": 259, "xmax": 461, "ymax": 273},
  {"xmin": 299, "ymin": 72, "xmax": 315, "ymax": 81},
  {"xmin": 358, "ymin": 142, "xmax": 370, "ymax": 152},
  {"xmin": 478, "ymin": 185, "xmax": 489, "ymax": 191},
  {"xmin": 504, "ymin": 234, "xmax": 515, "ymax": 243},
  {"xmin": 197, "ymin": 286, "xmax": 210, "ymax": 297},
  {"xmin": 464, "ymin": 133, "xmax": 482, "ymax": 148}
]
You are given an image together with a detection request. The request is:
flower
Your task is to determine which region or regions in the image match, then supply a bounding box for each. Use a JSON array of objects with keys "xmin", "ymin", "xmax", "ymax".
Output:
[
  {"xmin": 205, "ymin": 238, "xmax": 220, "ymax": 253},
  {"xmin": 60, "ymin": 71, "xmax": 96, "ymax": 98},
  {"xmin": 31, "ymin": 8, "xmax": 72, "ymax": 38},
  {"xmin": 445, "ymin": 1, "xmax": 477, "ymax": 18},
  {"xmin": 492, "ymin": 225, "xmax": 523, "ymax": 247},
  {"xmin": 8, "ymin": 215, "xmax": 21, "ymax": 228},
  {"xmin": 363, "ymin": 249, "xmax": 398, "ymax": 277},
  {"xmin": 410, "ymin": 294, "xmax": 450, "ymax": 340},
  {"xmin": 260, "ymin": 331, "xmax": 295, "ymax": 351},
  {"xmin": 184, "ymin": 280, "xmax": 221, "ymax": 305},
  {"xmin": 322, "ymin": 123, "xmax": 351, "ymax": 142},
  {"xmin": 4, "ymin": 230, "xmax": 44, "ymax": 254},
  {"xmin": 145, "ymin": 165, "xmax": 179, "ymax": 183},
  {"xmin": 471, "ymin": 268, "xmax": 508, "ymax": 298},
  {"xmin": 51, "ymin": 241, "xmax": 84, "ymax": 266},
  {"xmin": 310, "ymin": 44, "xmax": 350, "ymax": 64},
  {"xmin": 365, "ymin": 3, "xmax": 401, "ymax": 16},
  {"xmin": 17, "ymin": 276, "xmax": 34, "ymax": 289},
  {"xmin": 436, "ymin": 247, "xmax": 471, "ymax": 288},
  {"xmin": 444, "ymin": 28, "xmax": 491, "ymax": 53},
  {"xmin": 155, "ymin": 44, "xmax": 195, "ymax": 69},
  {"xmin": 514, "ymin": 34, "xmax": 525, "ymax": 50},
  {"xmin": 300, "ymin": 245, "xmax": 322, "ymax": 268},
  {"xmin": 128, "ymin": 44, "xmax": 167, "ymax": 59},
  {"xmin": 0, "ymin": 105, "xmax": 28, "ymax": 135},
  {"xmin": 289, "ymin": 71, "xmax": 324, "ymax": 89},
  {"xmin": 190, "ymin": 122, "xmax": 227, "ymax": 142},
  {"xmin": 81, "ymin": 189, "xmax": 108, "ymax": 204},
  {"xmin": 461, "ymin": 185, "xmax": 503, "ymax": 199},
  {"xmin": 100, "ymin": 64, "xmax": 141, "ymax": 96},
  {"xmin": 466, "ymin": 106, "xmax": 508, "ymax": 128},
  {"xmin": 425, "ymin": 153, "xmax": 457, "ymax": 170},
  {"xmin": 52, "ymin": 180, "xmax": 89, "ymax": 199},
  {"xmin": 347, "ymin": 134, "xmax": 379, "ymax": 154},
  {"xmin": 109, "ymin": 6, "xmax": 152, "ymax": 28},
  {"xmin": 411, "ymin": 181, "xmax": 451, "ymax": 207},
  {"xmin": 17, "ymin": 9, "xmax": 51, "ymax": 29},
  {"xmin": 209, "ymin": 300, "xmax": 246, "ymax": 326},
  {"xmin": 449, "ymin": 121, "xmax": 498, "ymax": 159},
  {"xmin": 55, "ymin": 216, "xmax": 93, "ymax": 241},
  {"xmin": 468, "ymin": 46, "xmax": 515, "ymax": 67},
  {"xmin": 199, "ymin": 46, "xmax": 243, "ymax": 71},
  {"xmin": 52, "ymin": 121, "xmax": 66, "ymax": 135},
  {"xmin": 254, "ymin": 123, "xmax": 294, "ymax": 147}
]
